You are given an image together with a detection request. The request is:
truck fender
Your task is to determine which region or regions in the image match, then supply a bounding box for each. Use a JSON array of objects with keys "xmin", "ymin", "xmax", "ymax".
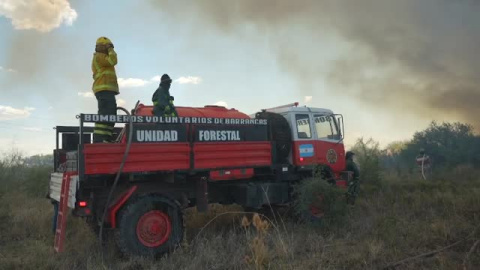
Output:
[{"xmin": 108, "ymin": 185, "xmax": 138, "ymax": 228}]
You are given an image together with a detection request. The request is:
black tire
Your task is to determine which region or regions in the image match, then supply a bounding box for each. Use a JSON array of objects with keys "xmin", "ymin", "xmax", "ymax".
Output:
[
  {"xmin": 114, "ymin": 194, "xmax": 184, "ymax": 258},
  {"xmin": 255, "ymin": 111, "xmax": 292, "ymax": 163}
]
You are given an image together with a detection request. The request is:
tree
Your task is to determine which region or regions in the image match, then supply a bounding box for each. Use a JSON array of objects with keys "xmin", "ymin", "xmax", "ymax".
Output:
[
  {"xmin": 399, "ymin": 122, "xmax": 480, "ymax": 169},
  {"xmin": 382, "ymin": 140, "xmax": 409, "ymax": 173}
]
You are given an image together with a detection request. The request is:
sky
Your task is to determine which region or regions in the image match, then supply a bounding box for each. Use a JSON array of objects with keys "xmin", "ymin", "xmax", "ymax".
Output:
[{"xmin": 0, "ymin": 0, "xmax": 479, "ymax": 155}]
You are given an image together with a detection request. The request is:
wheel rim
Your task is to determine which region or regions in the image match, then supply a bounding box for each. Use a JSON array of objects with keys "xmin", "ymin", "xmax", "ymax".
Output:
[{"xmin": 136, "ymin": 210, "xmax": 172, "ymax": 247}]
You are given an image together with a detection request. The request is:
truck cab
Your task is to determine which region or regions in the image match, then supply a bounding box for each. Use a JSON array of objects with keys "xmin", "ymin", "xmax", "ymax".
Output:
[{"xmin": 264, "ymin": 103, "xmax": 345, "ymax": 177}]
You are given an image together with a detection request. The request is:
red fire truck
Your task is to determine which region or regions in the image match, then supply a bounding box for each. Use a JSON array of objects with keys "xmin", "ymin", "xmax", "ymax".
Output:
[{"xmin": 48, "ymin": 102, "xmax": 348, "ymax": 257}]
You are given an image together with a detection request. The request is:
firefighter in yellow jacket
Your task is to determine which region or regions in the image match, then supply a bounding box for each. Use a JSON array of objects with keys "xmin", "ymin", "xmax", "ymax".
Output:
[{"xmin": 92, "ymin": 37, "xmax": 119, "ymax": 143}]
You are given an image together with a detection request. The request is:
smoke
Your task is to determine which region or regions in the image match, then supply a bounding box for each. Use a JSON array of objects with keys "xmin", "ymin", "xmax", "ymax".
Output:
[
  {"xmin": 150, "ymin": 0, "xmax": 480, "ymax": 129},
  {"xmin": 0, "ymin": 0, "xmax": 81, "ymax": 102},
  {"xmin": 0, "ymin": 0, "xmax": 77, "ymax": 32}
]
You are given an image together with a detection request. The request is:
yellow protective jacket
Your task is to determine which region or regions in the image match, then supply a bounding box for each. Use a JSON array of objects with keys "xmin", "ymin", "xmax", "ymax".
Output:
[{"xmin": 91, "ymin": 48, "xmax": 119, "ymax": 94}]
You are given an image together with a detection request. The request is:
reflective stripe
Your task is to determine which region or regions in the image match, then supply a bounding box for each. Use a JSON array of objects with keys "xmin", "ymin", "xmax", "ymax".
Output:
[
  {"xmin": 94, "ymin": 127, "xmax": 113, "ymax": 133},
  {"xmin": 93, "ymin": 84, "xmax": 117, "ymax": 91},
  {"xmin": 93, "ymin": 56, "xmax": 101, "ymax": 72},
  {"xmin": 95, "ymin": 123, "xmax": 114, "ymax": 129},
  {"xmin": 93, "ymin": 54, "xmax": 116, "ymax": 79},
  {"xmin": 107, "ymin": 56, "xmax": 115, "ymax": 65},
  {"xmin": 94, "ymin": 129, "xmax": 112, "ymax": 135},
  {"xmin": 93, "ymin": 55, "xmax": 103, "ymax": 81},
  {"xmin": 94, "ymin": 70, "xmax": 116, "ymax": 79}
]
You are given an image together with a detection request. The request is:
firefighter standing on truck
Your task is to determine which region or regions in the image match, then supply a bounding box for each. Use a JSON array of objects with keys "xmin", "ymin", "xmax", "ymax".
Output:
[
  {"xmin": 345, "ymin": 151, "xmax": 360, "ymax": 205},
  {"xmin": 152, "ymin": 74, "xmax": 177, "ymax": 117},
  {"xmin": 92, "ymin": 36, "xmax": 119, "ymax": 143}
]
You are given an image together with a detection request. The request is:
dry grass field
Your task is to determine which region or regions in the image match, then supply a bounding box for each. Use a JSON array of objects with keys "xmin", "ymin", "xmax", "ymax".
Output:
[{"xmin": 0, "ymin": 156, "xmax": 479, "ymax": 270}]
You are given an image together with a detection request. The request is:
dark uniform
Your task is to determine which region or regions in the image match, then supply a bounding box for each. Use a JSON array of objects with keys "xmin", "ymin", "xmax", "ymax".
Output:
[
  {"xmin": 152, "ymin": 74, "xmax": 177, "ymax": 117},
  {"xmin": 345, "ymin": 151, "xmax": 360, "ymax": 205},
  {"xmin": 91, "ymin": 36, "xmax": 119, "ymax": 143}
]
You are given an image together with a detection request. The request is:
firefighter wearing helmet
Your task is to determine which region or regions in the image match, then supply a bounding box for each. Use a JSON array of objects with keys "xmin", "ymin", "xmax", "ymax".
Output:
[
  {"xmin": 152, "ymin": 74, "xmax": 178, "ymax": 117},
  {"xmin": 91, "ymin": 37, "xmax": 119, "ymax": 143},
  {"xmin": 345, "ymin": 151, "xmax": 360, "ymax": 205}
]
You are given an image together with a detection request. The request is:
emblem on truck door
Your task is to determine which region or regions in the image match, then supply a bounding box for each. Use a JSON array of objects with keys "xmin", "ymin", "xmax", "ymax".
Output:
[
  {"xmin": 299, "ymin": 144, "xmax": 314, "ymax": 157},
  {"xmin": 326, "ymin": 149, "xmax": 338, "ymax": 164}
]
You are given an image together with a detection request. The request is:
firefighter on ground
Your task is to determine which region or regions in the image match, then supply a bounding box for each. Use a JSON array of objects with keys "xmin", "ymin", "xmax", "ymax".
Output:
[
  {"xmin": 91, "ymin": 36, "xmax": 119, "ymax": 143},
  {"xmin": 345, "ymin": 151, "xmax": 360, "ymax": 205},
  {"xmin": 152, "ymin": 74, "xmax": 178, "ymax": 117},
  {"xmin": 416, "ymin": 148, "xmax": 431, "ymax": 180}
]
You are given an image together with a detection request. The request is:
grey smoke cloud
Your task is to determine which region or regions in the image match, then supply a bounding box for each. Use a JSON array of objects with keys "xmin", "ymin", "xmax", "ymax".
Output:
[{"xmin": 150, "ymin": 0, "xmax": 480, "ymax": 129}]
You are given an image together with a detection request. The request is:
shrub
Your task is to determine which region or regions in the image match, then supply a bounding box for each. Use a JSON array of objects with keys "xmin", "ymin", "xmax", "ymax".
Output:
[
  {"xmin": 0, "ymin": 153, "xmax": 52, "ymax": 198},
  {"xmin": 350, "ymin": 138, "xmax": 382, "ymax": 185},
  {"xmin": 293, "ymin": 177, "xmax": 347, "ymax": 227}
]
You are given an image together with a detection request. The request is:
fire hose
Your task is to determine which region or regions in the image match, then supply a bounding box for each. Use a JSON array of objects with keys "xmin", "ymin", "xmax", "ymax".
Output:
[{"xmin": 98, "ymin": 102, "xmax": 138, "ymax": 242}]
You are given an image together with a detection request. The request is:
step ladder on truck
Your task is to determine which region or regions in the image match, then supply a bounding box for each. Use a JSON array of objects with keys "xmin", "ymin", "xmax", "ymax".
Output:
[{"xmin": 48, "ymin": 126, "xmax": 122, "ymax": 252}]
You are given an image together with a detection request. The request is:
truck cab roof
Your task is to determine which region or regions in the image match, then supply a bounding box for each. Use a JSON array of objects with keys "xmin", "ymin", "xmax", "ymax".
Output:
[{"xmin": 263, "ymin": 105, "xmax": 334, "ymax": 115}]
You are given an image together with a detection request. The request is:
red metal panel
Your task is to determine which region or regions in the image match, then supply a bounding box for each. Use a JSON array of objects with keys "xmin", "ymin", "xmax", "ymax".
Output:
[
  {"xmin": 292, "ymin": 140, "xmax": 317, "ymax": 166},
  {"xmin": 84, "ymin": 143, "xmax": 190, "ymax": 175},
  {"xmin": 314, "ymin": 140, "xmax": 346, "ymax": 174},
  {"xmin": 292, "ymin": 140, "xmax": 346, "ymax": 174},
  {"xmin": 194, "ymin": 142, "xmax": 272, "ymax": 169}
]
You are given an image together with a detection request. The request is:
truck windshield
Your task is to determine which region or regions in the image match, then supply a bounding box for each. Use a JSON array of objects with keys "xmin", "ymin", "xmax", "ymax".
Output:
[{"xmin": 314, "ymin": 114, "xmax": 340, "ymax": 140}]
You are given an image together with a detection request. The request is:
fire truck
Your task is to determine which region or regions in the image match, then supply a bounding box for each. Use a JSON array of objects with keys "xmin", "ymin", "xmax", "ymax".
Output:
[{"xmin": 48, "ymin": 102, "xmax": 349, "ymax": 257}]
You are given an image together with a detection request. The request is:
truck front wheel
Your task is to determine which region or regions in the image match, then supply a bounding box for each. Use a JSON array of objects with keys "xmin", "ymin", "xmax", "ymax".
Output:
[{"xmin": 114, "ymin": 194, "xmax": 183, "ymax": 257}]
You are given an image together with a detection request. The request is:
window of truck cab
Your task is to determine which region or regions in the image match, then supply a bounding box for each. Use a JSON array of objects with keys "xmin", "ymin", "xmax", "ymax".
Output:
[
  {"xmin": 295, "ymin": 114, "xmax": 312, "ymax": 139},
  {"xmin": 314, "ymin": 114, "xmax": 340, "ymax": 140}
]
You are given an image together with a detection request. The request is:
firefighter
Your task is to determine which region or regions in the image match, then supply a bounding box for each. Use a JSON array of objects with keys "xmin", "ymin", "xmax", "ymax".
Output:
[
  {"xmin": 152, "ymin": 74, "xmax": 178, "ymax": 117},
  {"xmin": 345, "ymin": 151, "xmax": 360, "ymax": 205},
  {"xmin": 92, "ymin": 36, "xmax": 119, "ymax": 143},
  {"xmin": 416, "ymin": 148, "xmax": 431, "ymax": 180}
]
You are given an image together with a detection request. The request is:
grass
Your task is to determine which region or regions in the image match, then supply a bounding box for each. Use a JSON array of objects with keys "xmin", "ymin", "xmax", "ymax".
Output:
[{"xmin": 0, "ymin": 160, "xmax": 479, "ymax": 269}]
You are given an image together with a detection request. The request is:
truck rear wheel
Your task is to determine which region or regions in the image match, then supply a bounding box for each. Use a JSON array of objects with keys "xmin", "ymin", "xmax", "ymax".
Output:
[{"xmin": 114, "ymin": 194, "xmax": 183, "ymax": 257}]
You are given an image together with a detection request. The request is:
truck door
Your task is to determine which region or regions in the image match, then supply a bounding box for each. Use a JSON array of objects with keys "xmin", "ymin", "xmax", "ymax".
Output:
[
  {"xmin": 291, "ymin": 113, "xmax": 316, "ymax": 167},
  {"xmin": 312, "ymin": 114, "xmax": 346, "ymax": 173}
]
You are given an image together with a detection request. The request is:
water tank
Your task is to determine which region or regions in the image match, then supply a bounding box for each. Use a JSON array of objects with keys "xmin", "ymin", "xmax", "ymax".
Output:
[{"xmin": 134, "ymin": 104, "xmax": 250, "ymax": 119}]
